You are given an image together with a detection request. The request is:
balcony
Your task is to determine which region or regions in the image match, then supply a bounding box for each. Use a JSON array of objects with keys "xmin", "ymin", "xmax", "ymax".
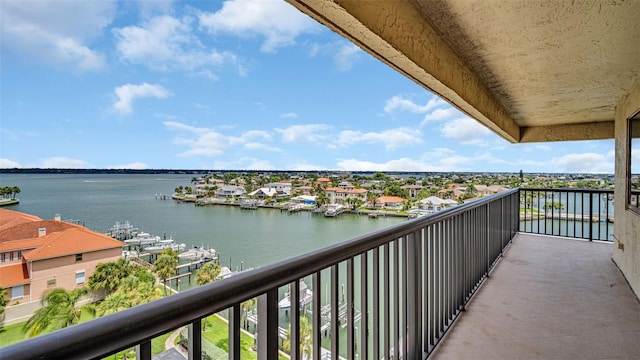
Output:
[{"xmin": 1, "ymin": 189, "xmax": 638, "ymax": 360}]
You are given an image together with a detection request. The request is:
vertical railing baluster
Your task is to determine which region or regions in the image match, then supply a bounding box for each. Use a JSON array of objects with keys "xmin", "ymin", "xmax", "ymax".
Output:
[
  {"xmin": 291, "ymin": 280, "xmax": 300, "ymax": 360},
  {"xmin": 331, "ymin": 264, "xmax": 339, "ymax": 360},
  {"xmin": 383, "ymin": 243, "xmax": 390, "ymax": 360},
  {"xmin": 407, "ymin": 230, "xmax": 421, "ymax": 359},
  {"xmin": 373, "ymin": 247, "xmax": 380, "ymax": 360},
  {"xmin": 229, "ymin": 305, "xmax": 241, "ymax": 360},
  {"xmin": 188, "ymin": 319, "xmax": 201, "ymax": 360},
  {"xmin": 360, "ymin": 251, "xmax": 368, "ymax": 360},
  {"xmin": 402, "ymin": 234, "xmax": 408, "ymax": 359},
  {"xmin": 312, "ymin": 271, "xmax": 321, "ymax": 360},
  {"xmin": 257, "ymin": 289, "xmax": 278, "ymax": 360},
  {"xmin": 346, "ymin": 259, "xmax": 354, "ymax": 360},
  {"xmin": 393, "ymin": 239, "xmax": 399, "ymax": 359},
  {"xmin": 136, "ymin": 340, "xmax": 151, "ymax": 360}
]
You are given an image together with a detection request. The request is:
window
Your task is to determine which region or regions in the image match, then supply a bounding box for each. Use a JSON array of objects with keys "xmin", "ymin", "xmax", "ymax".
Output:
[
  {"xmin": 75, "ymin": 271, "xmax": 85, "ymax": 285},
  {"xmin": 47, "ymin": 278, "xmax": 56, "ymax": 287},
  {"xmin": 11, "ymin": 285, "xmax": 24, "ymax": 299},
  {"xmin": 9, "ymin": 252, "xmax": 13, "ymax": 261},
  {"xmin": 17, "ymin": 251, "xmax": 22, "ymax": 260},
  {"xmin": 1, "ymin": 253, "xmax": 4, "ymax": 263},
  {"xmin": 75, "ymin": 253, "xmax": 83, "ymax": 262},
  {"xmin": 628, "ymin": 111, "xmax": 640, "ymax": 214}
]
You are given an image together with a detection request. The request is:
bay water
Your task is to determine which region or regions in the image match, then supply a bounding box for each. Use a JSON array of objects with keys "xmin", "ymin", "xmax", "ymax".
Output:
[{"xmin": 0, "ymin": 173, "xmax": 405, "ymax": 277}]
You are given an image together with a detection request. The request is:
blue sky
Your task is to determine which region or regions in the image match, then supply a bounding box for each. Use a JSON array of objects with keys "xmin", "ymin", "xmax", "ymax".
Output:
[{"xmin": 0, "ymin": 0, "xmax": 616, "ymax": 173}]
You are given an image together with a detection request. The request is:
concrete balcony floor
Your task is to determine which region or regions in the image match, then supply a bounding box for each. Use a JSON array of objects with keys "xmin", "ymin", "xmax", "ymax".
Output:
[{"xmin": 431, "ymin": 233, "xmax": 640, "ymax": 360}]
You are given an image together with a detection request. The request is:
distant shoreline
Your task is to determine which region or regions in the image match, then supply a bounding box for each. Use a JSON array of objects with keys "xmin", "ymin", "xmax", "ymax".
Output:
[{"xmin": 0, "ymin": 168, "xmax": 615, "ymax": 176}]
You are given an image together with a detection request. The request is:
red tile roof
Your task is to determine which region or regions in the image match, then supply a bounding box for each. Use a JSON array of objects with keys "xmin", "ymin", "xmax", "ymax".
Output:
[
  {"xmin": 0, "ymin": 210, "xmax": 124, "ymax": 260},
  {"xmin": 0, "ymin": 208, "xmax": 42, "ymax": 232},
  {"xmin": 23, "ymin": 227, "xmax": 123, "ymax": 261},
  {"xmin": 0, "ymin": 263, "xmax": 30, "ymax": 287},
  {"xmin": 375, "ymin": 195, "xmax": 405, "ymax": 204}
]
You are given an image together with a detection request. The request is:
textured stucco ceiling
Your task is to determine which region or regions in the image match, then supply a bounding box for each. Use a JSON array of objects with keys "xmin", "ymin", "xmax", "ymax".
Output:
[
  {"xmin": 413, "ymin": 0, "xmax": 640, "ymax": 127},
  {"xmin": 287, "ymin": 0, "xmax": 640, "ymax": 143}
]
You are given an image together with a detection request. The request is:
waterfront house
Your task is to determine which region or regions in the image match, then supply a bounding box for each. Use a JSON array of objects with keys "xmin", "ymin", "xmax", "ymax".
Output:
[
  {"xmin": 374, "ymin": 195, "xmax": 405, "ymax": 210},
  {"xmin": 0, "ymin": 209, "xmax": 124, "ymax": 307},
  {"xmin": 215, "ymin": 185, "xmax": 246, "ymax": 198},
  {"xmin": 315, "ymin": 177, "xmax": 332, "ymax": 188},
  {"xmin": 248, "ymin": 187, "xmax": 289, "ymax": 200},
  {"xmin": 324, "ymin": 186, "xmax": 367, "ymax": 205},
  {"xmin": 401, "ymin": 184, "xmax": 423, "ymax": 198},
  {"xmin": 417, "ymin": 196, "xmax": 458, "ymax": 212}
]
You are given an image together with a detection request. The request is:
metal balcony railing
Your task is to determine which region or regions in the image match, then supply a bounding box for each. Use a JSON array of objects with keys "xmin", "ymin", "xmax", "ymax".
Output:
[
  {"xmin": 0, "ymin": 189, "xmax": 520, "ymax": 360},
  {"xmin": 519, "ymin": 188, "xmax": 614, "ymax": 241}
]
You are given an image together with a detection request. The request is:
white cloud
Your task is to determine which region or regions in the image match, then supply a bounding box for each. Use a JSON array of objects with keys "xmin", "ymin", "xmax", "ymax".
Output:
[
  {"xmin": 108, "ymin": 162, "xmax": 149, "ymax": 170},
  {"xmin": 0, "ymin": 1, "xmax": 114, "ymax": 71},
  {"xmin": 212, "ymin": 157, "xmax": 275, "ymax": 170},
  {"xmin": 440, "ymin": 117, "xmax": 491, "ymax": 145},
  {"xmin": 40, "ymin": 157, "xmax": 90, "ymax": 168},
  {"xmin": 334, "ymin": 44, "xmax": 361, "ymax": 72},
  {"xmin": 113, "ymin": 83, "xmax": 172, "ymax": 114},
  {"xmin": 0, "ymin": 158, "xmax": 22, "ymax": 168},
  {"xmin": 421, "ymin": 107, "xmax": 458, "ymax": 124},
  {"xmin": 198, "ymin": 0, "xmax": 319, "ymax": 52},
  {"xmin": 276, "ymin": 124, "xmax": 331, "ymax": 143},
  {"xmin": 384, "ymin": 95, "xmax": 446, "ymax": 115},
  {"xmin": 337, "ymin": 149, "xmax": 505, "ymax": 172},
  {"xmin": 164, "ymin": 121, "xmax": 277, "ymax": 157},
  {"xmin": 280, "ymin": 112, "xmax": 299, "ymax": 119},
  {"xmin": 551, "ymin": 153, "xmax": 613, "ymax": 173},
  {"xmin": 113, "ymin": 15, "xmax": 242, "ymax": 75},
  {"xmin": 336, "ymin": 128, "xmax": 422, "ymax": 150}
]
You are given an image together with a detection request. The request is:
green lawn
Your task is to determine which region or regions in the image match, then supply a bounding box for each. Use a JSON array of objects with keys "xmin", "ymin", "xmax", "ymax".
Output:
[
  {"xmin": 0, "ymin": 308, "xmax": 173, "ymax": 358},
  {"xmin": 203, "ymin": 315, "xmax": 257, "ymax": 360}
]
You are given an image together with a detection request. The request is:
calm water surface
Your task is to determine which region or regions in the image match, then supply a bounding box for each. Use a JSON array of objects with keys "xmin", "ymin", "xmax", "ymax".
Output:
[{"xmin": 0, "ymin": 174, "xmax": 405, "ymax": 270}]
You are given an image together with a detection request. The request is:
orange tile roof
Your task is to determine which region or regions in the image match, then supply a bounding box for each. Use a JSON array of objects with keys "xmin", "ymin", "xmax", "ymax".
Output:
[
  {"xmin": 0, "ymin": 210, "xmax": 124, "ymax": 260},
  {"xmin": 0, "ymin": 263, "xmax": 30, "ymax": 287},
  {"xmin": 0, "ymin": 220, "xmax": 77, "ymax": 242},
  {"xmin": 0, "ymin": 208, "xmax": 42, "ymax": 232},
  {"xmin": 23, "ymin": 227, "xmax": 124, "ymax": 261},
  {"xmin": 376, "ymin": 196, "xmax": 405, "ymax": 203}
]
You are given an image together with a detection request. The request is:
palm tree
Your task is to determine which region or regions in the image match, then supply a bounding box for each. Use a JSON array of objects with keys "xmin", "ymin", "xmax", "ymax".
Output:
[
  {"xmin": 195, "ymin": 261, "xmax": 222, "ymax": 286},
  {"xmin": 282, "ymin": 316, "xmax": 313, "ymax": 358},
  {"xmin": 153, "ymin": 249, "xmax": 178, "ymax": 296},
  {"xmin": 194, "ymin": 261, "xmax": 222, "ymax": 331},
  {"xmin": 23, "ymin": 287, "xmax": 89, "ymax": 337},
  {"xmin": 240, "ymin": 297, "xmax": 256, "ymax": 329},
  {"xmin": 11, "ymin": 186, "xmax": 20, "ymax": 199},
  {"xmin": 0, "ymin": 287, "xmax": 8, "ymax": 315},
  {"xmin": 88, "ymin": 258, "xmax": 132, "ymax": 294}
]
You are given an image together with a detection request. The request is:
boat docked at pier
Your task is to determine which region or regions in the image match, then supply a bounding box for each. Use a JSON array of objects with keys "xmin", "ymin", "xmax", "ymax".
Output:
[
  {"xmin": 123, "ymin": 232, "xmax": 161, "ymax": 246},
  {"xmin": 178, "ymin": 245, "xmax": 217, "ymax": 261},
  {"xmin": 143, "ymin": 239, "xmax": 186, "ymax": 254},
  {"xmin": 324, "ymin": 204, "xmax": 345, "ymax": 217},
  {"xmin": 278, "ymin": 280, "xmax": 313, "ymax": 309},
  {"xmin": 106, "ymin": 221, "xmax": 138, "ymax": 241}
]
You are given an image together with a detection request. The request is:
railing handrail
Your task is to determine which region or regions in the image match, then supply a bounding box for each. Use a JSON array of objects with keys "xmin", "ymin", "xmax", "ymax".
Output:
[
  {"xmin": 0, "ymin": 188, "xmax": 519, "ymax": 360},
  {"xmin": 520, "ymin": 187, "xmax": 613, "ymax": 194}
]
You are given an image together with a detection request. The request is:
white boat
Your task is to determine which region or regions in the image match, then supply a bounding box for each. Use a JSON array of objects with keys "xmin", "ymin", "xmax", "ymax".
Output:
[
  {"xmin": 143, "ymin": 241, "xmax": 186, "ymax": 254},
  {"xmin": 324, "ymin": 204, "xmax": 345, "ymax": 217},
  {"xmin": 178, "ymin": 246, "xmax": 217, "ymax": 261},
  {"xmin": 124, "ymin": 232, "xmax": 161, "ymax": 245},
  {"xmin": 107, "ymin": 221, "xmax": 139, "ymax": 241},
  {"xmin": 279, "ymin": 281, "xmax": 313, "ymax": 309}
]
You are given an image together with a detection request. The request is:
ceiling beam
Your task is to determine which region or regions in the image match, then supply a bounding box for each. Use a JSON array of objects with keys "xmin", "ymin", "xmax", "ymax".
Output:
[
  {"xmin": 287, "ymin": 0, "xmax": 521, "ymax": 143},
  {"xmin": 520, "ymin": 121, "xmax": 615, "ymax": 143}
]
